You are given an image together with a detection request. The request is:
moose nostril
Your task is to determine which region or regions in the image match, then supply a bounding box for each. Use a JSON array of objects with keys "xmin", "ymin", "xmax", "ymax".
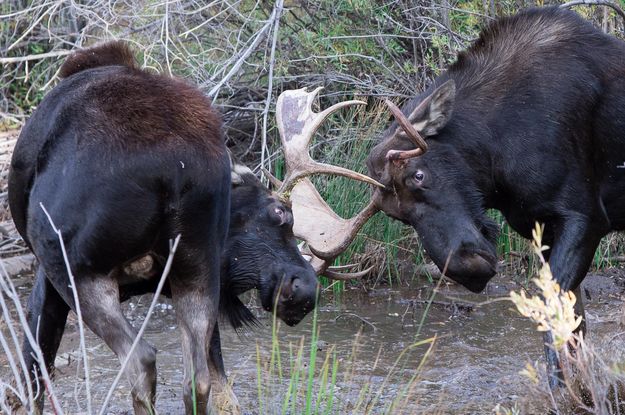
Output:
[{"xmin": 291, "ymin": 277, "xmax": 301, "ymax": 292}]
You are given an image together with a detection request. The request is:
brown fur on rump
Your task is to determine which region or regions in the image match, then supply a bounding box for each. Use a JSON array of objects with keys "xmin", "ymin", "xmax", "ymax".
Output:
[
  {"xmin": 59, "ymin": 40, "xmax": 137, "ymax": 78},
  {"xmin": 83, "ymin": 70, "xmax": 224, "ymax": 154},
  {"xmin": 56, "ymin": 41, "xmax": 225, "ymax": 155}
]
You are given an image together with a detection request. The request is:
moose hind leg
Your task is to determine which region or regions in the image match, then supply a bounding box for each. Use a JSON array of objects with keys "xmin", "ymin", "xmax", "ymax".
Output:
[
  {"xmin": 50, "ymin": 272, "xmax": 157, "ymax": 414},
  {"xmin": 208, "ymin": 324, "xmax": 241, "ymax": 414},
  {"xmin": 170, "ymin": 266, "xmax": 219, "ymax": 415},
  {"xmin": 22, "ymin": 266, "xmax": 70, "ymax": 413}
]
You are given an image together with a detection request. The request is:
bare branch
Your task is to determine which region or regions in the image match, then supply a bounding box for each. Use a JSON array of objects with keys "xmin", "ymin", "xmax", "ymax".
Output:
[
  {"xmin": 39, "ymin": 203, "xmax": 92, "ymax": 414},
  {"xmin": 206, "ymin": 13, "xmax": 275, "ymax": 98},
  {"xmin": 260, "ymin": 0, "xmax": 284, "ymax": 175},
  {"xmin": 561, "ymin": 0, "xmax": 625, "ymax": 23},
  {"xmin": 0, "ymin": 50, "xmax": 72, "ymax": 64}
]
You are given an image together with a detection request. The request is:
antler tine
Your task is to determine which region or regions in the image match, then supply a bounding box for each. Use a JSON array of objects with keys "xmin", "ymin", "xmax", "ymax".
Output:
[
  {"xmin": 384, "ymin": 99, "xmax": 428, "ymax": 152},
  {"xmin": 276, "ymin": 88, "xmax": 384, "ymax": 194},
  {"xmin": 324, "ymin": 266, "xmax": 372, "ymax": 280},
  {"xmin": 300, "ymin": 243, "xmax": 373, "ymax": 280},
  {"xmin": 300, "ymin": 161, "xmax": 383, "ymax": 190},
  {"xmin": 261, "ymin": 167, "xmax": 283, "ymax": 188},
  {"xmin": 386, "ymin": 148, "xmax": 425, "ymax": 163},
  {"xmin": 281, "ymin": 87, "xmax": 366, "ymax": 155}
]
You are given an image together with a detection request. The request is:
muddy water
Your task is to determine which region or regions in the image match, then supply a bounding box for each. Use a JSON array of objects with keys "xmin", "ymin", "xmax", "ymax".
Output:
[{"xmin": 2, "ymin": 270, "xmax": 625, "ymax": 414}]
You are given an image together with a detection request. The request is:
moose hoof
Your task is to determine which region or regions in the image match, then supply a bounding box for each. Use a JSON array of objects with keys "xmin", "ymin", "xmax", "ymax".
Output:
[{"xmin": 209, "ymin": 383, "xmax": 241, "ymax": 415}]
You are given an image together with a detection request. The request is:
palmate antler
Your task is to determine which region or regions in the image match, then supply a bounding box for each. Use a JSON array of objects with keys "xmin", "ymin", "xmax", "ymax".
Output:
[
  {"xmin": 272, "ymin": 88, "xmax": 384, "ymax": 279},
  {"xmin": 276, "ymin": 87, "xmax": 382, "ymax": 193}
]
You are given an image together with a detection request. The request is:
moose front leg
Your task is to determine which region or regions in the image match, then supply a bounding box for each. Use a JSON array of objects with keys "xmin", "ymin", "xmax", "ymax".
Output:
[
  {"xmin": 542, "ymin": 285, "xmax": 588, "ymax": 388},
  {"xmin": 542, "ymin": 215, "xmax": 604, "ymax": 388},
  {"xmin": 572, "ymin": 286, "xmax": 587, "ymax": 335}
]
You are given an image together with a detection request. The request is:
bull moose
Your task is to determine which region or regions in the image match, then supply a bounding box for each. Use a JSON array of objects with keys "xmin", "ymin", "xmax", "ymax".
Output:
[
  {"xmin": 8, "ymin": 41, "xmax": 321, "ymax": 414},
  {"xmin": 364, "ymin": 6, "xmax": 625, "ymax": 385}
]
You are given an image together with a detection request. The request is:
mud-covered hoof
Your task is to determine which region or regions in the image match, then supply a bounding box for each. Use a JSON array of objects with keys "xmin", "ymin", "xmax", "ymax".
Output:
[
  {"xmin": 4, "ymin": 389, "xmax": 30, "ymax": 415},
  {"xmin": 209, "ymin": 383, "xmax": 241, "ymax": 415}
]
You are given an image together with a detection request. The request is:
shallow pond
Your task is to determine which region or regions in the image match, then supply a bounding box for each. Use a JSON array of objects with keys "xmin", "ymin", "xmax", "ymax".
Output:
[{"xmin": 2, "ymin": 269, "xmax": 625, "ymax": 414}]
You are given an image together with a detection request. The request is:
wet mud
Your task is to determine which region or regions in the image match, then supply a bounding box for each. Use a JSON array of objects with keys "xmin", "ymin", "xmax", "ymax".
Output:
[{"xmin": 2, "ymin": 269, "xmax": 625, "ymax": 414}]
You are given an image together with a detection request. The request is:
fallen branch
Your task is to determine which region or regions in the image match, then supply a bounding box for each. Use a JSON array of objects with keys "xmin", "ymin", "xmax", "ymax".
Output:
[
  {"xmin": 406, "ymin": 298, "xmax": 474, "ymax": 313},
  {"xmin": 0, "ymin": 50, "xmax": 72, "ymax": 65},
  {"xmin": 333, "ymin": 312, "xmax": 377, "ymax": 332}
]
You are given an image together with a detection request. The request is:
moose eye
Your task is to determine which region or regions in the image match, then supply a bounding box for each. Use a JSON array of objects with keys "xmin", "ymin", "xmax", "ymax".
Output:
[
  {"xmin": 272, "ymin": 206, "xmax": 288, "ymax": 225},
  {"xmin": 274, "ymin": 207, "xmax": 285, "ymax": 218},
  {"xmin": 414, "ymin": 170, "xmax": 426, "ymax": 183}
]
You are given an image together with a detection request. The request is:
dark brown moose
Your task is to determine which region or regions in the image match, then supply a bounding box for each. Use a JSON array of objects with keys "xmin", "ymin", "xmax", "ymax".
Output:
[
  {"xmin": 8, "ymin": 42, "xmax": 322, "ymax": 414},
  {"xmin": 366, "ymin": 6, "xmax": 625, "ymax": 386}
]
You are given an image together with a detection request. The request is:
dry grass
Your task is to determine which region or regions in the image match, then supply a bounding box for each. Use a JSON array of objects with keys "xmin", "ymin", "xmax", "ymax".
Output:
[{"xmin": 510, "ymin": 224, "xmax": 625, "ymax": 415}]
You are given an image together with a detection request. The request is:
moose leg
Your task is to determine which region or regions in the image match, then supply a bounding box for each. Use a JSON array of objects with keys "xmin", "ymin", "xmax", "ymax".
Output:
[
  {"xmin": 22, "ymin": 266, "xmax": 70, "ymax": 413},
  {"xmin": 572, "ymin": 286, "xmax": 587, "ymax": 336},
  {"xmin": 543, "ymin": 216, "xmax": 604, "ymax": 389},
  {"xmin": 208, "ymin": 324, "xmax": 241, "ymax": 414},
  {"xmin": 170, "ymin": 272, "xmax": 218, "ymax": 415},
  {"xmin": 543, "ymin": 287, "xmax": 588, "ymax": 388},
  {"xmin": 543, "ymin": 331, "xmax": 564, "ymax": 388},
  {"xmin": 47, "ymin": 272, "xmax": 157, "ymax": 414}
]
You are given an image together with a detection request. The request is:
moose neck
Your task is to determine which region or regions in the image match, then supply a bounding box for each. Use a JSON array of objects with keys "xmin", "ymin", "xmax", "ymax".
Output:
[{"xmin": 432, "ymin": 102, "xmax": 498, "ymax": 208}]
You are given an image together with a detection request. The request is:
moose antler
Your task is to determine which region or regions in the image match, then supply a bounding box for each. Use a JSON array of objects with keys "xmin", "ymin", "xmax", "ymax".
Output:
[
  {"xmin": 274, "ymin": 88, "xmax": 382, "ymax": 280},
  {"xmin": 276, "ymin": 87, "xmax": 384, "ymax": 194},
  {"xmin": 298, "ymin": 242, "xmax": 373, "ymax": 280},
  {"xmin": 384, "ymin": 99, "xmax": 429, "ymax": 163}
]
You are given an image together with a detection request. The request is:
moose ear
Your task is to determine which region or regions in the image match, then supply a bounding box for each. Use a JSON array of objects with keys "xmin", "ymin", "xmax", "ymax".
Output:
[
  {"xmin": 228, "ymin": 149, "xmax": 254, "ymax": 186},
  {"xmin": 407, "ymin": 79, "xmax": 456, "ymax": 136},
  {"xmin": 230, "ymin": 162, "xmax": 255, "ymax": 186},
  {"xmin": 231, "ymin": 168, "xmax": 244, "ymax": 185}
]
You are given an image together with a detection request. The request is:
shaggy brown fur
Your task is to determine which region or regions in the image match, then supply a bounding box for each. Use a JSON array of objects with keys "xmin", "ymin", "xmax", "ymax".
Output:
[
  {"xmin": 60, "ymin": 40, "xmax": 137, "ymax": 78},
  {"xmin": 60, "ymin": 41, "xmax": 224, "ymax": 155}
]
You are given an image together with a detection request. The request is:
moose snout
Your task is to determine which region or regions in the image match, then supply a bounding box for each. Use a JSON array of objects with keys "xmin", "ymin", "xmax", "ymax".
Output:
[
  {"xmin": 276, "ymin": 269, "xmax": 319, "ymax": 326},
  {"xmin": 445, "ymin": 244, "xmax": 497, "ymax": 293}
]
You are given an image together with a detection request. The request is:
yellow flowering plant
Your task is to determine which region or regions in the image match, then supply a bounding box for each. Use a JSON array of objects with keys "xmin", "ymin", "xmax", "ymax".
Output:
[{"xmin": 509, "ymin": 223, "xmax": 582, "ymax": 350}]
